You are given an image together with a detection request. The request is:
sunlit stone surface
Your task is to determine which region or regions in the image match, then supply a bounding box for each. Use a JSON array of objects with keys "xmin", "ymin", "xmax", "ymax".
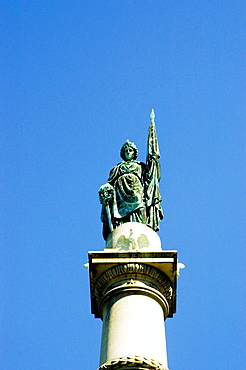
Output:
[{"xmin": 105, "ymin": 222, "xmax": 162, "ymax": 252}]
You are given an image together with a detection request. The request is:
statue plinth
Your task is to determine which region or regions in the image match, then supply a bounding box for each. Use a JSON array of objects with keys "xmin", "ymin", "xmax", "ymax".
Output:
[{"xmin": 88, "ymin": 247, "xmax": 177, "ymax": 370}]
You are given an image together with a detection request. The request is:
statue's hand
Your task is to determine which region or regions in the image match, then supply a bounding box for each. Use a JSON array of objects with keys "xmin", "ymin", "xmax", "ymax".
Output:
[
  {"xmin": 148, "ymin": 152, "xmax": 160, "ymax": 160},
  {"xmin": 98, "ymin": 183, "xmax": 114, "ymax": 206}
]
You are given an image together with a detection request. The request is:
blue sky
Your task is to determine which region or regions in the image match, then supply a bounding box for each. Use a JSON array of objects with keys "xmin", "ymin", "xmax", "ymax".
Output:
[{"xmin": 1, "ymin": 1, "xmax": 245, "ymax": 369}]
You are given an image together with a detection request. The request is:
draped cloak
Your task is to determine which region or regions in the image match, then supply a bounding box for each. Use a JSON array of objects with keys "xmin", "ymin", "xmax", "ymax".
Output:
[{"xmin": 101, "ymin": 158, "xmax": 163, "ymax": 240}]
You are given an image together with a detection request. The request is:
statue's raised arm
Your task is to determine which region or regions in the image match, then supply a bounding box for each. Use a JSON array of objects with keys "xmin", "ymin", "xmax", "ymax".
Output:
[{"xmin": 145, "ymin": 109, "xmax": 163, "ymax": 231}]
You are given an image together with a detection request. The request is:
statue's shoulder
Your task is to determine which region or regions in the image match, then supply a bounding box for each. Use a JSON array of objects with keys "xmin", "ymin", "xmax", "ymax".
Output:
[
  {"xmin": 137, "ymin": 161, "xmax": 146, "ymax": 168},
  {"xmin": 108, "ymin": 162, "xmax": 121, "ymax": 178},
  {"xmin": 111, "ymin": 162, "xmax": 122, "ymax": 170}
]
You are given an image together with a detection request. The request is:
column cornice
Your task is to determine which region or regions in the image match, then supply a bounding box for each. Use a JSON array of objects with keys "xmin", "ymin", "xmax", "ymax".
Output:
[{"xmin": 89, "ymin": 251, "xmax": 177, "ymax": 319}]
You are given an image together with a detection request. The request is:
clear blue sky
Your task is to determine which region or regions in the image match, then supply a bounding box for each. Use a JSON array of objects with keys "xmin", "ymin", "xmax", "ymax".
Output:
[{"xmin": 1, "ymin": 1, "xmax": 245, "ymax": 369}]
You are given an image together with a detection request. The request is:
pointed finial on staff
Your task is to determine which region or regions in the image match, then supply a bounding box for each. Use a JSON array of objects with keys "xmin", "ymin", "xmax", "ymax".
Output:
[
  {"xmin": 150, "ymin": 109, "xmax": 155, "ymax": 121},
  {"xmin": 147, "ymin": 109, "xmax": 160, "ymax": 160}
]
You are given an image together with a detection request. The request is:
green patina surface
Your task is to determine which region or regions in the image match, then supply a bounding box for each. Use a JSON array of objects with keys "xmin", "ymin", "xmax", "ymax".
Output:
[{"xmin": 99, "ymin": 111, "xmax": 163, "ymax": 240}]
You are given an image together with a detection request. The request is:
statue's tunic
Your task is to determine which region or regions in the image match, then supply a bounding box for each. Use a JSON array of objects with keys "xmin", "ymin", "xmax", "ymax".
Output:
[
  {"xmin": 101, "ymin": 160, "xmax": 146, "ymax": 240},
  {"xmin": 108, "ymin": 160, "xmax": 146, "ymax": 219},
  {"xmin": 101, "ymin": 157, "xmax": 163, "ymax": 240}
]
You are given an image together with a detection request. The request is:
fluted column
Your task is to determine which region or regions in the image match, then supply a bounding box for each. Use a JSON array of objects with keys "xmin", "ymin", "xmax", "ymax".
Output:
[{"xmin": 89, "ymin": 252, "xmax": 177, "ymax": 370}]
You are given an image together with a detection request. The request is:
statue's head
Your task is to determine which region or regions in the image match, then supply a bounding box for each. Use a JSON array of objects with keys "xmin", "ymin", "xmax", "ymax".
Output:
[{"xmin": 120, "ymin": 140, "xmax": 138, "ymax": 161}]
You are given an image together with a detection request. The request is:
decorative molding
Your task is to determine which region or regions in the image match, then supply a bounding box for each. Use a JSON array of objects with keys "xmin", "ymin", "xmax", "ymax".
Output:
[
  {"xmin": 89, "ymin": 251, "xmax": 177, "ymax": 318},
  {"xmin": 93, "ymin": 263, "xmax": 173, "ymax": 305},
  {"xmin": 98, "ymin": 356, "xmax": 169, "ymax": 370}
]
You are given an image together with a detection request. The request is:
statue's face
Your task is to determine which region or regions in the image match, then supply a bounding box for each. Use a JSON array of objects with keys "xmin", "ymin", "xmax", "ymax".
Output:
[{"xmin": 124, "ymin": 146, "xmax": 135, "ymax": 161}]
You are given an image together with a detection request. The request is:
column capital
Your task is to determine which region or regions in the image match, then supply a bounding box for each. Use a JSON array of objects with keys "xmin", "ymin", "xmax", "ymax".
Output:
[{"xmin": 88, "ymin": 251, "xmax": 177, "ymax": 319}]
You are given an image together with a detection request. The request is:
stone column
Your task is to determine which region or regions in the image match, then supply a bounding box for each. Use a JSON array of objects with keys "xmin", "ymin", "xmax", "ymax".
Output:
[{"xmin": 88, "ymin": 251, "xmax": 177, "ymax": 370}]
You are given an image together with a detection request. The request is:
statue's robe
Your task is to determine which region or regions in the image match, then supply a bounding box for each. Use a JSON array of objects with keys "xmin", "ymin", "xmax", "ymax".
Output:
[{"xmin": 101, "ymin": 158, "xmax": 163, "ymax": 240}]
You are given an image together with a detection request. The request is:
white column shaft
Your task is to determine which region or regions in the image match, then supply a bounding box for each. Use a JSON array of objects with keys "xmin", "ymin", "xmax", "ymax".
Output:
[{"xmin": 100, "ymin": 293, "xmax": 168, "ymax": 367}]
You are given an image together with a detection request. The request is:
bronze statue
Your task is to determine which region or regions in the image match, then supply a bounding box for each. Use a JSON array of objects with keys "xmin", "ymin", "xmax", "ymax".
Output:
[{"xmin": 99, "ymin": 110, "xmax": 163, "ymax": 240}]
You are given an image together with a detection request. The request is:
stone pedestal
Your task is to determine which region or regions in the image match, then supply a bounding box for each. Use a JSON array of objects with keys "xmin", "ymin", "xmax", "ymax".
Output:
[
  {"xmin": 105, "ymin": 222, "xmax": 162, "ymax": 252},
  {"xmin": 88, "ymin": 251, "xmax": 177, "ymax": 370}
]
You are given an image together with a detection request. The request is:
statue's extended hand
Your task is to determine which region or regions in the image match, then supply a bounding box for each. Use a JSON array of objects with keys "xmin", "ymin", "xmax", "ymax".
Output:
[{"xmin": 98, "ymin": 183, "xmax": 114, "ymax": 206}]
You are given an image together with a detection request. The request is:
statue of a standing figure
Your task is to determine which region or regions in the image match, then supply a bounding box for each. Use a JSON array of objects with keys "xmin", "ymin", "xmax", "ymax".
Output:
[{"xmin": 99, "ymin": 110, "xmax": 163, "ymax": 240}]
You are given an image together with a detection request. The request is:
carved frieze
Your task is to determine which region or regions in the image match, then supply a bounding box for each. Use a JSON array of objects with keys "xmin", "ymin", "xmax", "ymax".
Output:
[
  {"xmin": 94, "ymin": 263, "xmax": 172, "ymax": 301},
  {"xmin": 92, "ymin": 263, "xmax": 173, "ymax": 319}
]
